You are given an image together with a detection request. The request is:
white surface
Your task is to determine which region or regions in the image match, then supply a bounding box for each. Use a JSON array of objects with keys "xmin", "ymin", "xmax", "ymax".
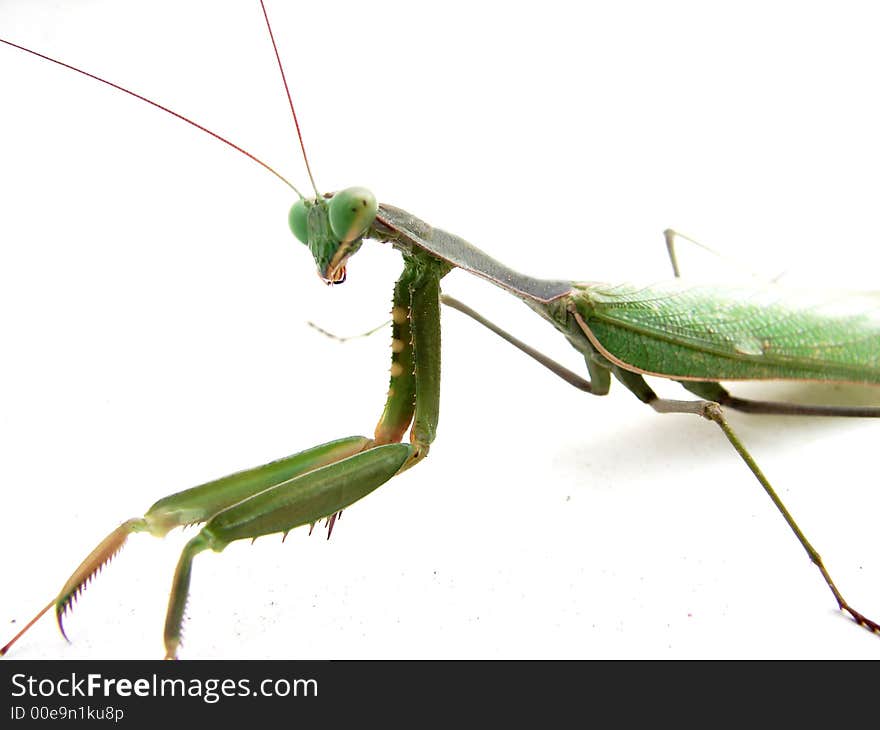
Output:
[{"xmin": 2, "ymin": 0, "xmax": 880, "ymax": 660}]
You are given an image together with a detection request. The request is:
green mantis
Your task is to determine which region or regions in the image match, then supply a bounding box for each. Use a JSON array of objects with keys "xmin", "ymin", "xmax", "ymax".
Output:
[{"xmin": 3, "ymin": 1, "xmax": 880, "ymax": 658}]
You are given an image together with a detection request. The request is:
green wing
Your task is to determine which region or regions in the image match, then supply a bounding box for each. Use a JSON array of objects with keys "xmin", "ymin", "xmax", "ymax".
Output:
[{"xmin": 573, "ymin": 281, "xmax": 880, "ymax": 383}]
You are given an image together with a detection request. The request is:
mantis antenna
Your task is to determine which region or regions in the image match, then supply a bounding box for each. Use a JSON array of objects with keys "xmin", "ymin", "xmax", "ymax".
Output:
[
  {"xmin": 0, "ymin": 3, "xmax": 314, "ymax": 200},
  {"xmin": 258, "ymin": 0, "xmax": 321, "ymax": 199}
]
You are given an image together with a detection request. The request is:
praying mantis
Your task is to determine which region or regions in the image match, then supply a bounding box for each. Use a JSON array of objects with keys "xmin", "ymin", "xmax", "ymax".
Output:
[{"xmin": 2, "ymin": 0, "xmax": 880, "ymax": 658}]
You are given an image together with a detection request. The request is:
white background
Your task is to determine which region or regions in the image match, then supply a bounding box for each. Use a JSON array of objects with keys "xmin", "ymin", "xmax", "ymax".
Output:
[{"xmin": 2, "ymin": 0, "xmax": 880, "ymax": 659}]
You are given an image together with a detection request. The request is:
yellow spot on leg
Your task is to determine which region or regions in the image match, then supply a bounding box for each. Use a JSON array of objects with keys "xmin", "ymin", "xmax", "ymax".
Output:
[
  {"xmin": 390, "ymin": 362, "xmax": 404, "ymax": 377},
  {"xmin": 391, "ymin": 306, "xmax": 408, "ymax": 325},
  {"xmin": 391, "ymin": 338, "xmax": 405, "ymax": 353}
]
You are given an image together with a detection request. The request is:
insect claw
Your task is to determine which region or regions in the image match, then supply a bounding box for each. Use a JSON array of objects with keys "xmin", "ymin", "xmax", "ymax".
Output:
[
  {"xmin": 842, "ymin": 605, "xmax": 880, "ymax": 635},
  {"xmin": 56, "ymin": 610, "xmax": 71, "ymax": 644}
]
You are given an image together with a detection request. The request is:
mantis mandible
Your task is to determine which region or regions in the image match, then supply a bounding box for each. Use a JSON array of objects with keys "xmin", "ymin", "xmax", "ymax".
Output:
[{"xmin": 2, "ymin": 1, "xmax": 880, "ymax": 659}]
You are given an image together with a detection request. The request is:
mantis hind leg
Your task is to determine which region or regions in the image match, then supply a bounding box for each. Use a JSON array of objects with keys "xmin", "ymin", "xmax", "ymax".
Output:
[
  {"xmin": 662, "ymin": 229, "xmax": 779, "ymax": 281},
  {"xmin": 615, "ymin": 366, "xmax": 880, "ymax": 636},
  {"xmin": 663, "ymin": 228, "xmax": 689, "ymax": 278},
  {"xmin": 443, "ymin": 293, "xmax": 880, "ymax": 419},
  {"xmin": 679, "ymin": 380, "xmax": 880, "ymax": 418}
]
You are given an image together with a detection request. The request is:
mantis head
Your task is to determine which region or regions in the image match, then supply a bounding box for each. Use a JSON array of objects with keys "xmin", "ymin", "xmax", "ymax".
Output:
[{"xmin": 288, "ymin": 187, "xmax": 378, "ymax": 284}]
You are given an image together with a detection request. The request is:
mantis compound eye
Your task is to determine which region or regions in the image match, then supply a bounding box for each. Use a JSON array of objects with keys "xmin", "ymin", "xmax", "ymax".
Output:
[
  {"xmin": 288, "ymin": 198, "xmax": 309, "ymax": 244},
  {"xmin": 328, "ymin": 187, "xmax": 377, "ymax": 244}
]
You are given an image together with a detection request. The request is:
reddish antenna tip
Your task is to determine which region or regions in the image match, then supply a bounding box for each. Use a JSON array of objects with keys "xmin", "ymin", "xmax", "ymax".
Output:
[
  {"xmin": 259, "ymin": 0, "xmax": 319, "ymax": 198},
  {"xmin": 0, "ymin": 37, "xmax": 302, "ymax": 197}
]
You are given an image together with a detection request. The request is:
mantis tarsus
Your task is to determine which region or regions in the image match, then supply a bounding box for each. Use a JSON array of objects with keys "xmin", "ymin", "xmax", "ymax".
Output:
[{"xmin": 3, "ymin": 1, "xmax": 880, "ymax": 658}]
